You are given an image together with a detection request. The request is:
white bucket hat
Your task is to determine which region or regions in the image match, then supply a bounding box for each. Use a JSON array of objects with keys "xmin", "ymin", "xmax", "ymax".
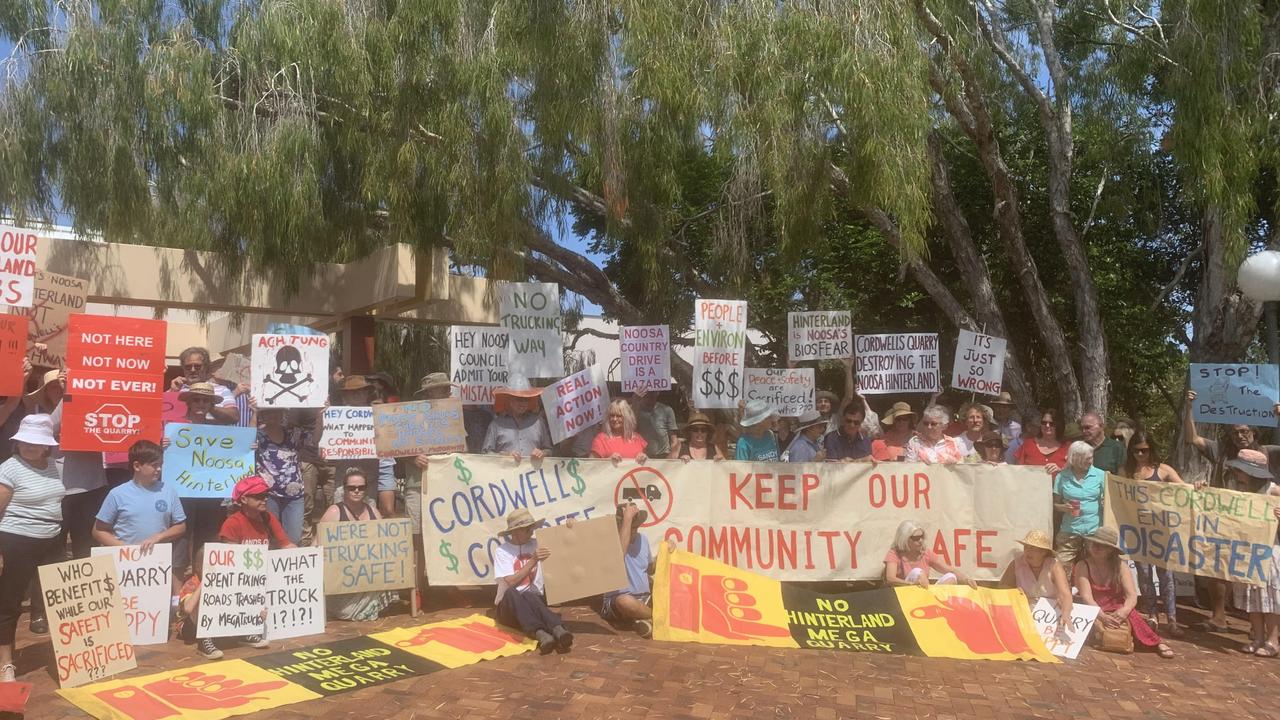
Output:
[{"xmin": 12, "ymin": 414, "xmax": 58, "ymax": 446}]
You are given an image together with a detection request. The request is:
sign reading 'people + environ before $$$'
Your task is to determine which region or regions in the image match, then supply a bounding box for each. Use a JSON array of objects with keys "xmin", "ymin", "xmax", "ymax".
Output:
[
  {"xmin": 423, "ymin": 455, "xmax": 1051, "ymax": 586},
  {"xmin": 692, "ymin": 298, "xmax": 747, "ymax": 410}
]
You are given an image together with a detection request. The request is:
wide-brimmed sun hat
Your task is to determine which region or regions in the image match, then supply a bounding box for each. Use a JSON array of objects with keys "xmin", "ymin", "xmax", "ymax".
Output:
[
  {"xmin": 881, "ymin": 401, "xmax": 917, "ymax": 426},
  {"xmin": 1017, "ymin": 530, "xmax": 1053, "ymax": 552},
  {"xmin": 1085, "ymin": 526, "xmax": 1124, "ymax": 553},
  {"xmin": 24, "ymin": 369, "xmax": 60, "ymax": 403},
  {"xmin": 501, "ymin": 508, "xmax": 544, "ymax": 535},
  {"xmin": 493, "ymin": 377, "xmax": 544, "ymax": 414},
  {"xmin": 340, "ymin": 375, "xmax": 372, "ymax": 392},
  {"xmin": 740, "ymin": 400, "xmax": 777, "ymax": 428},
  {"xmin": 178, "ymin": 382, "xmax": 219, "ymax": 402},
  {"xmin": 1225, "ymin": 449, "xmax": 1274, "ymax": 480},
  {"xmin": 988, "ymin": 391, "xmax": 1015, "ymax": 406},
  {"xmin": 975, "ymin": 430, "xmax": 1008, "ymax": 450},
  {"xmin": 414, "ymin": 372, "xmax": 453, "ymax": 398},
  {"xmin": 11, "ymin": 414, "xmax": 57, "ymax": 446},
  {"xmin": 685, "ymin": 412, "xmax": 715, "ymax": 433},
  {"xmin": 795, "ymin": 409, "xmax": 826, "ymax": 432}
]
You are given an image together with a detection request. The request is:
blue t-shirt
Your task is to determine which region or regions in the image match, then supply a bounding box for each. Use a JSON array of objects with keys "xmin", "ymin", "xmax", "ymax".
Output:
[
  {"xmin": 1053, "ymin": 466, "xmax": 1105, "ymax": 537},
  {"xmin": 736, "ymin": 431, "xmax": 780, "ymax": 462},
  {"xmin": 607, "ymin": 532, "xmax": 652, "ymax": 597},
  {"xmin": 95, "ymin": 480, "xmax": 187, "ymax": 544}
]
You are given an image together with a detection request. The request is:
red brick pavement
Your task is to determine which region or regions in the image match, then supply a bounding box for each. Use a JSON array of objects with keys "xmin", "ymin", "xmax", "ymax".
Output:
[{"xmin": 13, "ymin": 596, "xmax": 1280, "ymax": 720}]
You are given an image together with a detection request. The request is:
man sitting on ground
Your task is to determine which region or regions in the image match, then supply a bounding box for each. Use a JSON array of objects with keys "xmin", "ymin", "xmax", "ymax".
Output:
[{"xmin": 601, "ymin": 503, "xmax": 655, "ymax": 637}]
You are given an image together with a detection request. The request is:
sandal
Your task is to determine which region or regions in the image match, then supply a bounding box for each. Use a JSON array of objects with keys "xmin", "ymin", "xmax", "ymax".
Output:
[
  {"xmin": 1157, "ymin": 643, "xmax": 1174, "ymax": 659},
  {"xmin": 1166, "ymin": 622, "xmax": 1185, "ymax": 638},
  {"xmin": 1255, "ymin": 642, "xmax": 1279, "ymax": 658},
  {"xmin": 1195, "ymin": 621, "xmax": 1231, "ymax": 633},
  {"xmin": 1240, "ymin": 642, "xmax": 1261, "ymax": 654}
]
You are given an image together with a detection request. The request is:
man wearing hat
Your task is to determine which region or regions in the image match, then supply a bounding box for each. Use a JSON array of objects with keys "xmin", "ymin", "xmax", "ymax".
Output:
[
  {"xmin": 824, "ymin": 401, "xmax": 873, "ymax": 462},
  {"xmin": 600, "ymin": 502, "xmax": 657, "ymax": 637},
  {"xmin": 493, "ymin": 509, "xmax": 573, "ymax": 654},
  {"xmin": 783, "ymin": 410, "xmax": 828, "ymax": 463},
  {"xmin": 482, "ymin": 379, "xmax": 552, "ymax": 462},
  {"xmin": 170, "ymin": 347, "xmax": 239, "ymax": 424},
  {"xmin": 735, "ymin": 400, "xmax": 780, "ymax": 461}
]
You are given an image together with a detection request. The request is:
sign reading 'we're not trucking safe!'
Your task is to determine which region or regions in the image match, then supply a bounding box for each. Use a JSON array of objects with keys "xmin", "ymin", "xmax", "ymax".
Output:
[{"xmin": 61, "ymin": 315, "xmax": 167, "ymax": 452}]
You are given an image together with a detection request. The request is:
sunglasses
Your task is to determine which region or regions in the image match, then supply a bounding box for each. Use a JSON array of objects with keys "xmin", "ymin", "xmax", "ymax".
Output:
[
  {"xmin": 245, "ymin": 492, "xmax": 269, "ymax": 500},
  {"xmin": 183, "ymin": 363, "xmax": 205, "ymax": 370},
  {"xmin": 346, "ymin": 485, "xmax": 367, "ymax": 493},
  {"xmin": 1133, "ymin": 447, "xmax": 1150, "ymax": 453},
  {"xmin": 910, "ymin": 534, "xmax": 925, "ymax": 541}
]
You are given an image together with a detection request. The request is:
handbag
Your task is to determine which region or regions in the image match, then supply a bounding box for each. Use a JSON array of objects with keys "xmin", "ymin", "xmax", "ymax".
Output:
[{"xmin": 1094, "ymin": 617, "xmax": 1134, "ymax": 654}]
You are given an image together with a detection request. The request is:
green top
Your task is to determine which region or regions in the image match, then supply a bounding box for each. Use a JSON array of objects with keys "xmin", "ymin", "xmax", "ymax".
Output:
[{"xmin": 1090, "ymin": 437, "xmax": 1126, "ymax": 474}]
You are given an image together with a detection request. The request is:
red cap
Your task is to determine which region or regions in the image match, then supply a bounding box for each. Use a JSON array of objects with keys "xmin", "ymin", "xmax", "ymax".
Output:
[{"xmin": 232, "ymin": 475, "xmax": 270, "ymax": 503}]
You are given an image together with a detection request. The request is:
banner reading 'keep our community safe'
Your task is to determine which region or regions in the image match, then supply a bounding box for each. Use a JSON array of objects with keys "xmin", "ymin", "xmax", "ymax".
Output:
[
  {"xmin": 654, "ymin": 547, "xmax": 1057, "ymax": 663},
  {"xmin": 1104, "ymin": 474, "xmax": 1280, "ymax": 586},
  {"xmin": 423, "ymin": 456, "xmax": 1051, "ymax": 585}
]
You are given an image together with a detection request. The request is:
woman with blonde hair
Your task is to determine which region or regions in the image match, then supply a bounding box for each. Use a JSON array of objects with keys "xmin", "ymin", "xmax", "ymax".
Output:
[
  {"xmin": 883, "ymin": 520, "xmax": 974, "ymax": 588},
  {"xmin": 591, "ymin": 399, "xmax": 649, "ymax": 464}
]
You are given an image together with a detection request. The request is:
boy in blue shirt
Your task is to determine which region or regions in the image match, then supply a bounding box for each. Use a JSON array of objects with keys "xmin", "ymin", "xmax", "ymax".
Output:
[
  {"xmin": 93, "ymin": 439, "xmax": 188, "ymax": 595},
  {"xmin": 601, "ymin": 503, "xmax": 656, "ymax": 638}
]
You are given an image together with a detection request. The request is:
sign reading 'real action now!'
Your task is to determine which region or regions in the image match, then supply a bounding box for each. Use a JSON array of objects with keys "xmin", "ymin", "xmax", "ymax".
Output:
[{"xmin": 60, "ymin": 314, "xmax": 167, "ymax": 452}]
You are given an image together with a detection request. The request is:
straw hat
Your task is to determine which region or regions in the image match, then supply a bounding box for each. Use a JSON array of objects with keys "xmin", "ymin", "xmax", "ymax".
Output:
[
  {"xmin": 795, "ymin": 409, "xmax": 826, "ymax": 432},
  {"xmin": 740, "ymin": 400, "xmax": 777, "ymax": 428},
  {"xmin": 24, "ymin": 369, "xmax": 60, "ymax": 403},
  {"xmin": 340, "ymin": 375, "xmax": 371, "ymax": 392},
  {"xmin": 1016, "ymin": 530, "xmax": 1053, "ymax": 552},
  {"xmin": 11, "ymin": 414, "xmax": 57, "ymax": 446},
  {"xmin": 501, "ymin": 508, "xmax": 544, "ymax": 535},
  {"xmin": 988, "ymin": 391, "xmax": 1015, "ymax": 406},
  {"xmin": 1085, "ymin": 526, "xmax": 1124, "ymax": 553},
  {"xmin": 880, "ymin": 401, "xmax": 916, "ymax": 426},
  {"xmin": 685, "ymin": 412, "xmax": 715, "ymax": 432},
  {"xmin": 414, "ymin": 372, "xmax": 453, "ymax": 398},
  {"xmin": 178, "ymin": 381, "xmax": 219, "ymax": 402},
  {"xmin": 493, "ymin": 377, "xmax": 544, "ymax": 414}
]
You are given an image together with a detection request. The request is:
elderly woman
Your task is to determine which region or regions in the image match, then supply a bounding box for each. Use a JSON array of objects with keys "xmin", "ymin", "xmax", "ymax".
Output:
[
  {"xmin": 0, "ymin": 416, "xmax": 63, "ymax": 682},
  {"xmin": 735, "ymin": 400, "xmax": 780, "ymax": 462},
  {"xmin": 884, "ymin": 520, "xmax": 973, "ymax": 587},
  {"xmin": 975, "ymin": 431, "xmax": 1008, "ymax": 465},
  {"xmin": 679, "ymin": 412, "xmax": 725, "ymax": 461},
  {"xmin": 950, "ymin": 403, "xmax": 990, "ymax": 461},
  {"xmin": 317, "ymin": 469, "xmax": 398, "ymax": 621},
  {"xmin": 1122, "ymin": 431, "xmax": 1189, "ymax": 637},
  {"xmin": 1013, "ymin": 408, "xmax": 1069, "ymax": 475},
  {"xmin": 1000, "ymin": 530, "xmax": 1072, "ymax": 631},
  {"xmin": 904, "ymin": 406, "xmax": 963, "ymax": 465},
  {"xmin": 1052, "ymin": 441, "xmax": 1104, "ymax": 567},
  {"xmin": 872, "ymin": 402, "xmax": 915, "ymax": 461},
  {"xmin": 1224, "ymin": 450, "xmax": 1280, "ymax": 657},
  {"xmin": 1075, "ymin": 527, "xmax": 1174, "ymax": 658},
  {"xmin": 591, "ymin": 399, "xmax": 649, "ymax": 464}
]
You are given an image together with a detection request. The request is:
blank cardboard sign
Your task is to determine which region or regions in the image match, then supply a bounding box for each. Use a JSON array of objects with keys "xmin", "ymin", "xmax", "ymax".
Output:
[{"xmin": 538, "ymin": 516, "xmax": 629, "ymax": 605}]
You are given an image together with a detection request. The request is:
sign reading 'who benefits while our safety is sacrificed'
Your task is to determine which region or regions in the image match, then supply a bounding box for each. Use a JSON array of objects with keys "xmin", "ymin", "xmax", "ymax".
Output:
[{"xmin": 425, "ymin": 456, "xmax": 1051, "ymax": 585}]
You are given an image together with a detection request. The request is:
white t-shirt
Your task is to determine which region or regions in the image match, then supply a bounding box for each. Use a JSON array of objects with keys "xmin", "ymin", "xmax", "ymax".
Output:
[
  {"xmin": 0, "ymin": 456, "xmax": 66, "ymax": 538},
  {"xmin": 212, "ymin": 382, "xmax": 236, "ymax": 408},
  {"xmin": 493, "ymin": 539, "xmax": 544, "ymax": 603}
]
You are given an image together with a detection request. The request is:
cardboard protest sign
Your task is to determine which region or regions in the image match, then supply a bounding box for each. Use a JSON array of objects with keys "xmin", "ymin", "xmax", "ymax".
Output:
[
  {"xmin": 537, "ymin": 516, "xmax": 630, "ymax": 605},
  {"xmin": 1030, "ymin": 598, "xmax": 1099, "ymax": 660},
  {"xmin": 321, "ymin": 406, "xmax": 377, "ymax": 460},
  {"xmin": 651, "ymin": 547, "xmax": 1057, "ymax": 662},
  {"xmin": 266, "ymin": 547, "xmax": 325, "ymax": 641},
  {"xmin": 450, "ymin": 325, "xmax": 509, "ymax": 405},
  {"xmin": 251, "ymin": 333, "xmax": 329, "ymax": 408},
  {"xmin": 90, "ymin": 545, "xmax": 172, "ymax": 646},
  {"xmin": 500, "ymin": 281, "xmax": 563, "ymax": 380},
  {"xmin": 162, "ymin": 423, "xmax": 256, "ymax": 499},
  {"xmin": 0, "ymin": 314, "xmax": 28, "ymax": 396},
  {"xmin": 318, "ymin": 518, "xmax": 416, "ymax": 594},
  {"xmin": 424, "ymin": 455, "xmax": 1050, "ymax": 585},
  {"xmin": 372, "ymin": 398, "xmax": 466, "ymax": 458},
  {"xmin": 692, "ymin": 298, "xmax": 747, "ymax": 409},
  {"xmin": 787, "ymin": 311, "xmax": 852, "ymax": 362},
  {"xmin": 540, "ymin": 365, "xmax": 610, "ymax": 444},
  {"xmin": 1190, "ymin": 363, "xmax": 1279, "ymax": 426},
  {"xmin": 620, "ymin": 325, "xmax": 671, "ymax": 392},
  {"xmin": 214, "ymin": 352, "xmax": 252, "ymax": 386},
  {"xmin": 744, "ymin": 368, "xmax": 815, "ymax": 417},
  {"xmin": 951, "ymin": 329, "xmax": 1008, "ymax": 396},
  {"xmin": 198, "ymin": 543, "xmax": 268, "ymax": 638},
  {"xmin": 59, "ymin": 314, "xmax": 168, "ymax": 452},
  {"xmin": 0, "ymin": 224, "xmax": 38, "ymax": 308},
  {"xmin": 7, "ymin": 269, "xmax": 88, "ymax": 368},
  {"xmin": 1104, "ymin": 474, "xmax": 1280, "ymax": 585},
  {"xmin": 38, "ymin": 555, "xmax": 137, "ymax": 687},
  {"xmin": 854, "ymin": 333, "xmax": 940, "ymax": 394}
]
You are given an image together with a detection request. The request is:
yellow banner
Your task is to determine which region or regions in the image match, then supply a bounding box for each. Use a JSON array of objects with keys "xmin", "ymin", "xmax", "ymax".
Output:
[
  {"xmin": 1104, "ymin": 474, "xmax": 1280, "ymax": 586},
  {"xmin": 654, "ymin": 545, "xmax": 1057, "ymax": 663}
]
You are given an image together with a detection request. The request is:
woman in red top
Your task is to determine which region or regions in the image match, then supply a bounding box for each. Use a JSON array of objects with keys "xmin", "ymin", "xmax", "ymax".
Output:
[
  {"xmin": 1013, "ymin": 408, "xmax": 1069, "ymax": 475},
  {"xmin": 591, "ymin": 400, "xmax": 649, "ymax": 464},
  {"xmin": 219, "ymin": 475, "xmax": 296, "ymax": 548}
]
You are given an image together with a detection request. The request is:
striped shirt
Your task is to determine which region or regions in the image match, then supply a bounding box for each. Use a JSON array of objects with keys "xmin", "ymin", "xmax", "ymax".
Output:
[{"xmin": 0, "ymin": 456, "xmax": 65, "ymax": 538}]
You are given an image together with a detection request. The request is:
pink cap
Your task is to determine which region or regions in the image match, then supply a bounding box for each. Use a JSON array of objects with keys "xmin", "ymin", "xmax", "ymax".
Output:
[{"xmin": 232, "ymin": 475, "xmax": 270, "ymax": 503}]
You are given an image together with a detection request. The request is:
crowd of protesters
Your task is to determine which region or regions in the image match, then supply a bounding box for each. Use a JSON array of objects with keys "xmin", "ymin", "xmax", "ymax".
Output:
[{"xmin": 2, "ymin": 346, "xmax": 1280, "ymax": 681}]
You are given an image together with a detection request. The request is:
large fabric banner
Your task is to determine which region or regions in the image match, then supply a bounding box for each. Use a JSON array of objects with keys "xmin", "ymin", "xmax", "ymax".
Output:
[
  {"xmin": 424, "ymin": 456, "xmax": 1051, "ymax": 585},
  {"xmin": 59, "ymin": 614, "xmax": 533, "ymax": 720},
  {"xmin": 653, "ymin": 546, "xmax": 1056, "ymax": 662},
  {"xmin": 1104, "ymin": 474, "xmax": 1280, "ymax": 586}
]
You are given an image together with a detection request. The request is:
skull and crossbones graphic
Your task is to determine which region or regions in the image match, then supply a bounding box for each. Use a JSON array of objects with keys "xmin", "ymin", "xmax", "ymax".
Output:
[{"xmin": 261, "ymin": 345, "xmax": 314, "ymax": 404}]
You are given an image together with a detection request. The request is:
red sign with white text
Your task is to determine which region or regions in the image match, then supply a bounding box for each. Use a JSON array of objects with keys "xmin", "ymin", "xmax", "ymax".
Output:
[
  {"xmin": 66, "ymin": 315, "xmax": 167, "ymax": 374},
  {"xmin": 66, "ymin": 369, "xmax": 163, "ymax": 398},
  {"xmin": 60, "ymin": 395, "xmax": 163, "ymax": 452}
]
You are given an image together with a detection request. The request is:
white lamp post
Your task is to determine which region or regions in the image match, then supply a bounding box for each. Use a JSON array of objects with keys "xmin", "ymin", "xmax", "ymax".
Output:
[{"xmin": 1239, "ymin": 250, "xmax": 1280, "ymax": 360}]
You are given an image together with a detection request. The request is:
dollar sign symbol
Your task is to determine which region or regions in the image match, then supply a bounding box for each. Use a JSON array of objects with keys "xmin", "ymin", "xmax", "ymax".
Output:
[
  {"xmin": 438, "ymin": 539, "xmax": 459, "ymax": 573},
  {"xmin": 454, "ymin": 456, "xmax": 472, "ymax": 485},
  {"xmin": 700, "ymin": 369, "xmax": 713, "ymax": 398},
  {"xmin": 726, "ymin": 370, "xmax": 741, "ymax": 400},
  {"xmin": 567, "ymin": 458, "xmax": 585, "ymax": 497},
  {"xmin": 244, "ymin": 548, "xmax": 263, "ymax": 570}
]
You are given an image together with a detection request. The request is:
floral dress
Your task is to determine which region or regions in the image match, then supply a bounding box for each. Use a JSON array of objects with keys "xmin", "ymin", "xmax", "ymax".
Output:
[{"xmin": 257, "ymin": 427, "xmax": 307, "ymax": 501}]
